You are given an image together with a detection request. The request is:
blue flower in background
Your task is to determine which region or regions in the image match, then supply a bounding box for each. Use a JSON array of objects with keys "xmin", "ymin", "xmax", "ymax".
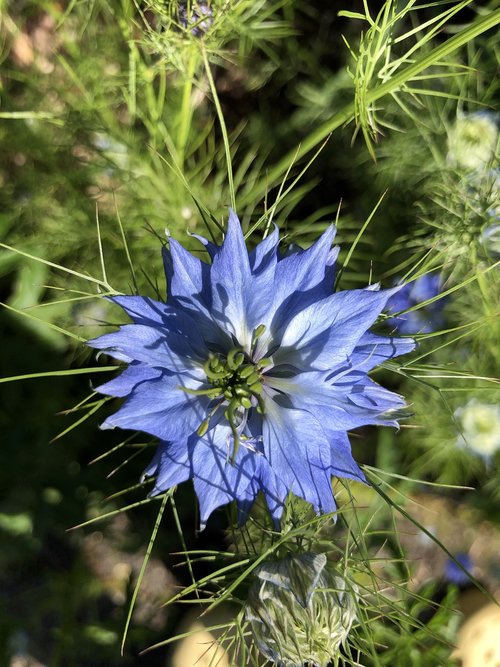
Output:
[
  {"xmin": 178, "ymin": 1, "xmax": 213, "ymax": 37},
  {"xmin": 444, "ymin": 553, "xmax": 473, "ymax": 586},
  {"xmin": 88, "ymin": 212, "xmax": 414, "ymax": 527},
  {"xmin": 386, "ymin": 274, "xmax": 445, "ymax": 335}
]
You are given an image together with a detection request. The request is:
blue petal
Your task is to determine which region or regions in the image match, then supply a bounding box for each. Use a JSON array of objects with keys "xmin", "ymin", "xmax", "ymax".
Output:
[
  {"xmin": 88, "ymin": 323, "xmax": 205, "ymax": 372},
  {"xmin": 162, "ymin": 241, "xmax": 230, "ymax": 348},
  {"xmin": 262, "ymin": 400, "xmax": 336, "ymax": 514},
  {"xmin": 273, "ymin": 286, "xmax": 399, "ymax": 370},
  {"xmin": 147, "ymin": 440, "xmax": 192, "ymax": 495},
  {"xmin": 208, "ymin": 210, "xmax": 253, "ymax": 347},
  {"xmin": 95, "ymin": 363, "xmax": 161, "ymax": 397},
  {"xmin": 350, "ymin": 332, "xmax": 415, "ymax": 371},
  {"xmin": 162, "ymin": 239, "xmax": 211, "ymax": 307},
  {"xmin": 325, "ymin": 431, "xmax": 366, "ymax": 483},
  {"xmin": 101, "ymin": 371, "xmax": 209, "ymax": 441},
  {"xmin": 190, "ymin": 425, "xmax": 258, "ymax": 528},
  {"xmin": 266, "ymin": 370, "xmax": 406, "ymax": 430},
  {"xmin": 273, "ymin": 226, "xmax": 337, "ymax": 300},
  {"xmin": 109, "ymin": 295, "xmax": 170, "ymax": 326},
  {"xmin": 249, "ymin": 225, "xmax": 279, "ymax": 274},
  {"xmin": 189, "ymin": 231, "xmax": 220, "ymax": 259}
]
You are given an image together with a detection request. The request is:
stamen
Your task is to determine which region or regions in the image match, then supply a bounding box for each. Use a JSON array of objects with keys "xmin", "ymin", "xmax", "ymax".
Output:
[{"xmin": 196, "ymin": 343, "xmax": 269, "ymax": 464}]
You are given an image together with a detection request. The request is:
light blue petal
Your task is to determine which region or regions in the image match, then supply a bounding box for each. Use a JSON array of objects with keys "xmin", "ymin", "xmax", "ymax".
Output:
[
  {"xmin": 266, "ymin": 369, "xmax": 406, "ymax": 429},
  {"xmin": 95, "ymin": 363, "xmax": 161, "ymax": 397},
  {"xmin": 88, "ymin": 324, "xmax": 205, "ymax": 372},
  {"xmin": 191, "ymin": 425, "xmax": 258, "ymax": 528},
  {"xmin": 273, "ymin": 286, "xmax": 399, "ymax": 370},
  {"xmin": 148, "ymin": 440, "xmax": 192, "ymax": 495},
  {"xmin": 208, "ymin": 210, "xmax": 253, "ymax": 347},
  {"xmin": 262, "ymin": 400, "xmax": 336, "ymax": 514},
  {"xmin": 101, "ymin": 372, "xmax": 209, "ymax": 441}
]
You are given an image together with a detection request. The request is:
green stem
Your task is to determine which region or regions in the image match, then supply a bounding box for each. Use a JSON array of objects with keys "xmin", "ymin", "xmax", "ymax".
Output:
[
  {"xmin": 241, "ymin": 9, "xmax": 500, "ymax": 205},
  {"xmin": 202, "ymin": 46, "xmax": 237, "ymax": 211},
  {"xmin": 177, "ymin": 47, "xmax": 199, "ymax": 168}
]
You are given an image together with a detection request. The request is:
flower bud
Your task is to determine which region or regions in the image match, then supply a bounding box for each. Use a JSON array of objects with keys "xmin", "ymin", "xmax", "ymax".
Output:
[
  {"xmin": 447, "ymin": 112, "xmax": 499, "ymax": 171},
  {"xmin": 246, "ymin": 553, "xmax": 357, "ymax": 667},
  {"xmin": 455, "ymin": 399, "xmax": 500, "ymax": 459}
]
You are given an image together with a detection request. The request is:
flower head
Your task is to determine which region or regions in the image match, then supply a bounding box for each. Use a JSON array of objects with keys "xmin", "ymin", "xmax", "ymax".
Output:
[
  {"xmin": 444, "ymin": 553, "xmax": 473, "ymax": 587},
  {"xmin": 246, "ymin": 553, "xmax": 357, "ymax": 666},
  {"xmin": 454, "ymin": 399, "xmax": 500, "ymax": 460},
  {"xmin": 88, "ymin": 211, "xmax": 414, "ymax": 527},
  {"xmin": 385, "ymin": 273, "xmax": 445, "ymax": 335},
  {"xmin": 447, "ymin": 112, "xmax": 499, "ymax": 171},
  {"xmin": 178, "ymin": 1, "xmax": 213, "ymax": 37}
]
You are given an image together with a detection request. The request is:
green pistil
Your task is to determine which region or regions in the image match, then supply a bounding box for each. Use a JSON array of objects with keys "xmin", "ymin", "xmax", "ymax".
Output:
[{"xmin": 195, "ymin": 344, "xmax": 268, "ymax": 463}]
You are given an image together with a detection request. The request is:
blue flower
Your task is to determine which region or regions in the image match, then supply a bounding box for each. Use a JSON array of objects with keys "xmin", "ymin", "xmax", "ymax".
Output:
[
  {"xmin": 88, "ymin": 211, "xmax": 414, "ymax": 527},
  {"xmin": 386, "ymin": 273, "xmax": 445, "ymax": 335},
  {"xmin": 444, "ymin": 553, "xmax": 473, "ymax": 587},
  {"xmin": 178, "ymin": 1, "xmax": 213, "ymax": 37}
]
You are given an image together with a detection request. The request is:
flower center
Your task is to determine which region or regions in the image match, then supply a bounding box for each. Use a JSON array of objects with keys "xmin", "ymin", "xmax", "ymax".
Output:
[
  {"xmin": 196, "ymin": 344, "xmax": 271, "ymax": 463},
  {"xmin": 205, "ymin": 348, "xmax": 263, "ymax": 406}
]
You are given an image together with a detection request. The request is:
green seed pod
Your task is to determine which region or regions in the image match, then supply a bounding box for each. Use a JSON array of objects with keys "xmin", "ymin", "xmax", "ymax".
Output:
[{"xmin": 246, "ymin": 553, "xmax": 357, "ymax": 667}]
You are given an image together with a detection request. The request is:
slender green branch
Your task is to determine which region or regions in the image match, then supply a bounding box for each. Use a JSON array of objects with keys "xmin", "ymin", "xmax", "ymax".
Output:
[{"xmin": 241, "ymin": 9, "xmax": 500, "ymax": 205}]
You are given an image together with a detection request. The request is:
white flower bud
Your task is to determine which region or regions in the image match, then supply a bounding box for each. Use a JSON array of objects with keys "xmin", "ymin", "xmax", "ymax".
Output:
[
  {"xmin": 455, "ymin": 399, "xmax": 500, "ymax": 459},
  {"xmin": 447, "ymin": 112, "xmax": 498, "ymax": 171},
  {"xmin": 246, "ymin": 553, "xmax": 357, "ymax": 667}
]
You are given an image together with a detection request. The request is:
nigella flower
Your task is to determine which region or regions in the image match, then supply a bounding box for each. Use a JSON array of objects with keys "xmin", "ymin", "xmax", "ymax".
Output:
[
  {"xmin": 88, "ymin": 211, "xmax": 414, "ymax": 527},
  {"xmin": 444, "ymin": 553, "xmax": 473, "ymax": 587},
  {"xmin": 178, "ymin": 0, "xmax": 213, "ymax": 37},
  {"xmin": 386, "ymin": 273, "xmax": 445, "ymax": 335}
]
